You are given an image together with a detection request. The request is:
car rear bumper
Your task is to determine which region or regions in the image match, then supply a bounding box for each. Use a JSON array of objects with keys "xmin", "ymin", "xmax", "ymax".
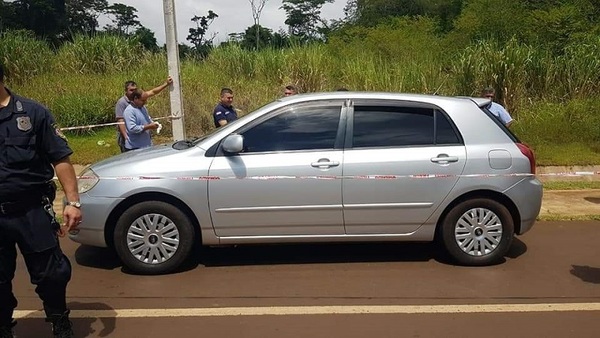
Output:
[{"xmin": 505, "ymin": 177, "xmax": 543, "ymax": 235}]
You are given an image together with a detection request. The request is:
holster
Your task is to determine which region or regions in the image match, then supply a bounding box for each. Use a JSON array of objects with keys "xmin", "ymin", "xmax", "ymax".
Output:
[{"xmin": 43, "ymin": 180, "xmax": 57, "ymax": 202}]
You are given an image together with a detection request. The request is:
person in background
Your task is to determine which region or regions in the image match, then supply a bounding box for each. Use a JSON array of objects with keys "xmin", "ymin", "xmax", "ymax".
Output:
[
  {"xmin": 284, "ymin": 85, "xmax": 298, "ymax": 96},
  {"xmin": 213, "ymin": 88, "xmax": 237, "ymax": 128},
  {"xmin": 115, "ymin": 76, "xmax": 172, "ymax": 152},
  {"xmin": 0, "ymin": 63, "xmax": 82, "ymax": 338},
  {"xmin": 481, "ymin": 86, "xmax": 513, "ymax": 128},
  {"xmin": 123, "ymin": 89, "xmax": 161, "ymax": 151}
]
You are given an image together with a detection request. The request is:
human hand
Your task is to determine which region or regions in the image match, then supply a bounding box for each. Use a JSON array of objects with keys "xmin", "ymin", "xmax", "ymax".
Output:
[
  {"xmin": 60, "ymin": 206, "xmax": 82, "ymax": 237},
  {"xmin": 166, "ymin": 76, "xmax": 173, "ymax": 85}
]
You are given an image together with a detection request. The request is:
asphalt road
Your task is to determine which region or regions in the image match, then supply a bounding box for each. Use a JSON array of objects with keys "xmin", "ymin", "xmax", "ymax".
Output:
[{"xmin": 10, "ymin": 221, "xmax": 600, "ymax": 337}]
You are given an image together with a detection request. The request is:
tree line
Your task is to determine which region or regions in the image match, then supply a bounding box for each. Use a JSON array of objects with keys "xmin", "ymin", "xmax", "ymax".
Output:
[{"xmin": 2, "ymin": 0, "xmax": 600, "ymax": 58}]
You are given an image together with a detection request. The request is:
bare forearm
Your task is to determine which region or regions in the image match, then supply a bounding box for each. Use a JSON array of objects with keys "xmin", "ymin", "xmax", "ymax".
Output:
[
  {"xmin": 54, "ymin": 157, "xmax": 80, "ymax": 202},
  {"xmin": 117, "ymin": 119, "xmax": 127, "ymax": 138},
  {"xmin": 145, "ymin": 76, "xmax": 173, "ymax": 98},
  {"xmin": 146, "ymin": 82, "xmax": 168, "ymax": 97}
]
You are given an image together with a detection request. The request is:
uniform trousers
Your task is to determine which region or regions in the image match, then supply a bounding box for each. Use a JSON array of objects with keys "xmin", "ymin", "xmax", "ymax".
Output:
[{"xmin": 0, "ymin": 204, "xmax": 71, "ymax": 324}]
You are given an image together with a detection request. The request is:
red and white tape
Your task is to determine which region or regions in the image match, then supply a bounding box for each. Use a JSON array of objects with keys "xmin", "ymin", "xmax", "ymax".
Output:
[
  {"xmin": 57, "ymin": 171, "xmax": 600, "ymax": 182},
  {"xmin": 59, "ymin": 115, "xmax": 175, "ymax": 131}
]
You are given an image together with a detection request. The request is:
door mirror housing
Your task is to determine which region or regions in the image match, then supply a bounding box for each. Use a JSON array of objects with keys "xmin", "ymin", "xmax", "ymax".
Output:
[{"xmin": 222, "ymin": 134, "xmax": 244, "ymax": 153}]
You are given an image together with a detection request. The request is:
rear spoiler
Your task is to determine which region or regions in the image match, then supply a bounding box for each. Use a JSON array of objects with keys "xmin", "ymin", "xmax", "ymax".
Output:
[
  {"xmin": 455, "ymin": 96, "xmax": 492, "ymax": 108},
  {"xmin": 469, "ymin": 97, "xmax": 492, "ymax": 108}
]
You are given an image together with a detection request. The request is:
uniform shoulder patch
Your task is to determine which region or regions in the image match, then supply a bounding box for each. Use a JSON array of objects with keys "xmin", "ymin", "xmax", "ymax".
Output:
[{"xmin": 52, "ymin": 123, "xmax": 68, "ymax": 141}]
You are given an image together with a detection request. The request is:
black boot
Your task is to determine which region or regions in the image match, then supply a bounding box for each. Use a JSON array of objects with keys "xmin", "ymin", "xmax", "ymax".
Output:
[
  {"xmin": 46, "ymin": 310, "xmax": 73, "ymax": 338},
  {"xmin": 0, "ymin": 320, "xmax": 15, "ymax": 338}
]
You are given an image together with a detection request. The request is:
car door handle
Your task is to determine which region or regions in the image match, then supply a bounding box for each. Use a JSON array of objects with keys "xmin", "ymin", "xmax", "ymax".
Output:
[
  {"xmin": 311, "ymin": 159, "xmax": 340, "ymax": 168},
  {"xmin": 431, "ymin": 155, "xmax": 459, "ymax": 163}
]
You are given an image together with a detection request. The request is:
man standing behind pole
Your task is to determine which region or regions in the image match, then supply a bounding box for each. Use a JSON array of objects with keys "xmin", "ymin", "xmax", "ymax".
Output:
[
  {"xmin": 123, "ymin": 89, "xmax": 161, "ymax": 151},
  {"xmin": 0, "ymin": 63, "xmax": 82, "ymax": 337},
  {"xmin": 213, "ymin": 88, "xmax": 237, "ymax": 128},
  {"xmin": 115, "ymin": 76, "xmax": 173, "ymax": 152}
]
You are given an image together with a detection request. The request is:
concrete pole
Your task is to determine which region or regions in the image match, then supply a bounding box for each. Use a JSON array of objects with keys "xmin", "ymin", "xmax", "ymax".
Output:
[{"xmin": 163, "ymin": 0, "xmax": 186, "ymax": 141}]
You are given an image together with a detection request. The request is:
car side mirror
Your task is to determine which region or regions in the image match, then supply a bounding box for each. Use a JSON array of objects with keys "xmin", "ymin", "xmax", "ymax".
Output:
[{"xmin": 222, "ymin": 134, "xmax": 244, "ymax": 154}]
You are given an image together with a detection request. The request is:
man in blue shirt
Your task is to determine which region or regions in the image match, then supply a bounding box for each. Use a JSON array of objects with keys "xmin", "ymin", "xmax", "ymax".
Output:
[
  {"xmin": 123, "ymin": 89, "xmax": 160, "ymax": 151},
  {"xmin": 213, "ymin": 88, "xmax": 237, "ymax": 128},
  {"xmin": 115, "ymin": 77, "xmax": 172, "ymax": 152},
  {"xmin": 482, "ymin": 87, "xmax": 513, "ymax": 127}
]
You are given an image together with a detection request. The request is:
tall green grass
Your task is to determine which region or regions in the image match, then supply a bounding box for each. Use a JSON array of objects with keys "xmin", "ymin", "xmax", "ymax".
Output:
[
  {"xmin": 1, "ymin": 30, "xmax": 600, "ymax": 164},
  {"xmin": 0, "ymin": 30, "xmax": 54, "ymax": 84},
  {"xmin": 54, "ymin": 34, "xmax": 150, "ymax": 74}
]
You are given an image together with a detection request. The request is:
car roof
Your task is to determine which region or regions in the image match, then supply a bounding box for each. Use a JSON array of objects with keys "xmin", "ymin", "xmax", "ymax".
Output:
[{"xmin": 277, "ymin": 91, "xmax": 485, "ymax": 107}]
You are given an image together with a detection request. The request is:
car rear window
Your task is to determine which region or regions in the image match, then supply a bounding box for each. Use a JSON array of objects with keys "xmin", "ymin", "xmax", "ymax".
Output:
[
  {"xmin": 481, "ymin": 106, "xmax": 520, "ymax": 143},
  {"xmin": 351, "ymin": 105, "xmax": 462, "ymax": 148}
]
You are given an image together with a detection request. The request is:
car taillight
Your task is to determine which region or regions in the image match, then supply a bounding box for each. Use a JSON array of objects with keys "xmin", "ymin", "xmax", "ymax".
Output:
[{"xmin": 517, "ymin": 143, "xmax": 536, "ymax": 174}]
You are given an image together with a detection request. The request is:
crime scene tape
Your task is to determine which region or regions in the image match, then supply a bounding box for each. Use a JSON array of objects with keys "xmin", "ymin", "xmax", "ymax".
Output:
[
  {"xmin": 59, "ymin": 115, "xmax": 176, "ymax": 131},
  {"xmin": 55, "ymin": 171, "xmax": 600, "ymax": 182},
  {"xmin": 71, "ymin": 173, "xmax": 536, "ymax": 181}
]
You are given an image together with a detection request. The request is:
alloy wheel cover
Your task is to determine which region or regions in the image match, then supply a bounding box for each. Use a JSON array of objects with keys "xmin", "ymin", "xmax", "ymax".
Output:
[
  {"xmin": 454, "ymin": 207, "xmax": 503, "ymax": 256},
  {"xmin": 126, "ymin": 213, "xmax": 180, "ymax": 264}
]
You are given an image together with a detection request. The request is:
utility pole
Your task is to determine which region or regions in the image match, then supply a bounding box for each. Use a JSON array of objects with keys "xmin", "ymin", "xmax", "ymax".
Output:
[{"xmin": 163, "ymin": 0, "xmax": 186, "ymax": 141}]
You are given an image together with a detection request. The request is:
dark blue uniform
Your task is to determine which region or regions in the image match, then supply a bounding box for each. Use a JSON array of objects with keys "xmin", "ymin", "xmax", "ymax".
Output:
[
  {"xmin": 0, "ymin": 89, "xmax": 73, "ymax": 327},
  {"xmin": 212, "ymin": 102, "xmax": 238, "ymax": 128}
]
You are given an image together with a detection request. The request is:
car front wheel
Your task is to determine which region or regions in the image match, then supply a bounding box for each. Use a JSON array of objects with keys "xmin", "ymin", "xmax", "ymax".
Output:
[
  {"xmin": 440, "ymin": 198, "xmax": 514, "ymax": 266},
  {"xmin": 114, "ymin": 201, "xmax": 195, "ymax": 274}
]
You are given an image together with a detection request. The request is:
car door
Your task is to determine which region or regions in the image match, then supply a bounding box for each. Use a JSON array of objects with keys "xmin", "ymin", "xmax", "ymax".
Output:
[
  {"xmin": 342, "ymin": 101, "xmax": 467, "ymax": 234},
  {"xmin": 208, "ymin": 101, "xmax": 347, "ymax": 237}
]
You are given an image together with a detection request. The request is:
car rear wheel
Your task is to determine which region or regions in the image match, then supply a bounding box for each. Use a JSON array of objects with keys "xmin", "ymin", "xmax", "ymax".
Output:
[
  {"xmin": 114, "ymin": 201, "xmax": 195, "ymax": 274},
  {"xmin": 440, "ymin": 198, "xmax": 514, "ymax": 266}
]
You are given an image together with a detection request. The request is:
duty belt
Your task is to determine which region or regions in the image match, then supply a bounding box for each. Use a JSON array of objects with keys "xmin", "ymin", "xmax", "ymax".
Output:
[{"xmin": 0, "ymin": 197, "xmax": 45, "ymax": 215}]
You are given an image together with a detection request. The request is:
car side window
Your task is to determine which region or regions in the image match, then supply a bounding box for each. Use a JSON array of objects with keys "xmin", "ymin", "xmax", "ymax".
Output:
[
  {"xmin": 352, "ymin": 106, "xmax": 462, "ymax": 148},
  {"xmin": 435, "ymin": 109, "xmax": 461, "ymax": 145},
  {"xmin": 240, "ymin": 105, "xmax": 341, "ymax": 153},
  {"xmin": 352, "ymin": 106, "xmax": 434, "ymax": 147}
]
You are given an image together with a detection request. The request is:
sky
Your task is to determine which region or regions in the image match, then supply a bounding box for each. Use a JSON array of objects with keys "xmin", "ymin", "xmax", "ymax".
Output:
[{"xmin": 102, "ymin": 0, "xmax": 348, "ymax": 45}]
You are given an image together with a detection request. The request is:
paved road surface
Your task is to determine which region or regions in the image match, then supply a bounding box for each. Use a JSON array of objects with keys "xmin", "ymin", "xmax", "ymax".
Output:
[{"xmin": 9, "ymin": 221, "xmax": 600, "ymax": 337}]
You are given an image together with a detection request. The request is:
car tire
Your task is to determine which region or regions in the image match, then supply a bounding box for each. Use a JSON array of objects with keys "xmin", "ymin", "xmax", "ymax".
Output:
[
  {"xmin": 114, "ymin": 201, "xmax": 195, "ymax": 274},
  {"xmin": 440, "ymin": 198, "xmax": 514, "ymax": 266}
]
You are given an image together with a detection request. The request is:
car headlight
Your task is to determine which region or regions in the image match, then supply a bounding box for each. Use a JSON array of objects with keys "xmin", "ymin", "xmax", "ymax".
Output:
[{"xmin": 78, "ymin": 168, "xmax": 99, "ymax": 194}]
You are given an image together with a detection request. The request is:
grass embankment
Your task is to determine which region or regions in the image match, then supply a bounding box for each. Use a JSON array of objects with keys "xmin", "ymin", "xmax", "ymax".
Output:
[{"xmin": 2, "ymin": 31, "xmax": 600, "ymax": 166}]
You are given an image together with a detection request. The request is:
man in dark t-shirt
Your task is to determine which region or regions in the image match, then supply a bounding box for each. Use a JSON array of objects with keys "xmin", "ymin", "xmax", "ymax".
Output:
[{"xmin": 212, "ymin": 87, "xmax": 237, "ymax": 128}]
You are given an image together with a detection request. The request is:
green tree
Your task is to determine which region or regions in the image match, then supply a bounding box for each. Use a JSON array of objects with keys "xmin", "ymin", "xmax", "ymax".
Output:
[
  {"xmin": 103, "ymin": 3, "xmax": 140, "ymax": 35},
  {"xmin": 281, "ymin": 0, "xmax": 333, "ymax": 42},
  {"xmin": 65, "ymin": 0, "xmax": 107, "ymax": 36},
  {"xmin": 133, "ymin": 26, "xmax": 158, "ymax": 52},
  {"xmin": 186, "ymin": 10, "xmax": 218, "ymax": 58},
  {"xmin": 241, "ymin": 24, "xmax": 273, "ymax": 50},
  {"xmin": 451, "ymin": 0, "xmax": 528, "ymax": 45},
  {"xmin": 342, "ymin": 0, "xmax": 463, "ymax": 32},
  {"xmin": 1, "ymin": 0, "xmax": 67, "ymax": 43}
]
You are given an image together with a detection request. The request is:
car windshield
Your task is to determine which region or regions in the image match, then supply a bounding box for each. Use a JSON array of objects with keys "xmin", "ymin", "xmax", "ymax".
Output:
[{"xmin": 190, "ymin": 99, "xmax": 284, "ymax": 145}]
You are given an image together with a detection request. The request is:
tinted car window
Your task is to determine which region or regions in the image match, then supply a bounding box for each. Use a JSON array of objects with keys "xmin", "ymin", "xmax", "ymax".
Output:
[
  {"xmin": 352, "ymin": 106, "xmax": 434, "ymax": 147},
  {"xmin": 241, "ymin": 105, "xmax": 341, "ymax": 153},
  {"xmin": 352, "ymin": 106, "xmax": 462, "ymax": 147},
  {"xmin": 435, "ymin": 110, "xmax": 461, "ymax": 144}
]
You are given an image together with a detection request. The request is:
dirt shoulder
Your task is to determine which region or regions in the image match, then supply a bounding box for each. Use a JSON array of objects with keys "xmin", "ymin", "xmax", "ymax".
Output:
[{"xmin": 54, "ymin": 165, "xmax": 600, "ymax": 221}]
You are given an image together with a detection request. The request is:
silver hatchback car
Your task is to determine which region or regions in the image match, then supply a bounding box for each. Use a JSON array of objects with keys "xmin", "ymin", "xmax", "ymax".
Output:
[{"xmin": 70, "ymin": 92, "xmax": 542, "ymax": 274}]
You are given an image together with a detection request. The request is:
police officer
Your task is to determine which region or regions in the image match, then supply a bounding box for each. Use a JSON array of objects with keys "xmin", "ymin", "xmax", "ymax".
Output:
[{"xmin": 0, "ymin": 64, "xmax": 82, "ymax": 337}]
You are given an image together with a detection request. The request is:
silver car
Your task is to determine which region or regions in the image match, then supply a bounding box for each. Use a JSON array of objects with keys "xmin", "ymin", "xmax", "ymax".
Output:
[{"xmin": 70, "ymin": 92, "xmax": 542, "ymax": 274}]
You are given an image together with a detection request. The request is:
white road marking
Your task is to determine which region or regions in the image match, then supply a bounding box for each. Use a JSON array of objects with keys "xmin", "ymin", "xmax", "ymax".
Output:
[{"xmin": 13, "ymin": 303, "xmax": 600, "ymax": 319}]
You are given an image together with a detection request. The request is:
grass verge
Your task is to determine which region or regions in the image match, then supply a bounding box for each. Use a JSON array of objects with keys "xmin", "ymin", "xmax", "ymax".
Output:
[{"xmin": 543, "ymin": 181, "xmax": 600, "ymax": 190}]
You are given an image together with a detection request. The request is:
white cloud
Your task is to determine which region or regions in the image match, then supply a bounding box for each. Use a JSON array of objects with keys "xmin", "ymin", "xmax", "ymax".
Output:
[{"xmin": 102, "ymin": 0, "xmax": 347, "ymax": 45}]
